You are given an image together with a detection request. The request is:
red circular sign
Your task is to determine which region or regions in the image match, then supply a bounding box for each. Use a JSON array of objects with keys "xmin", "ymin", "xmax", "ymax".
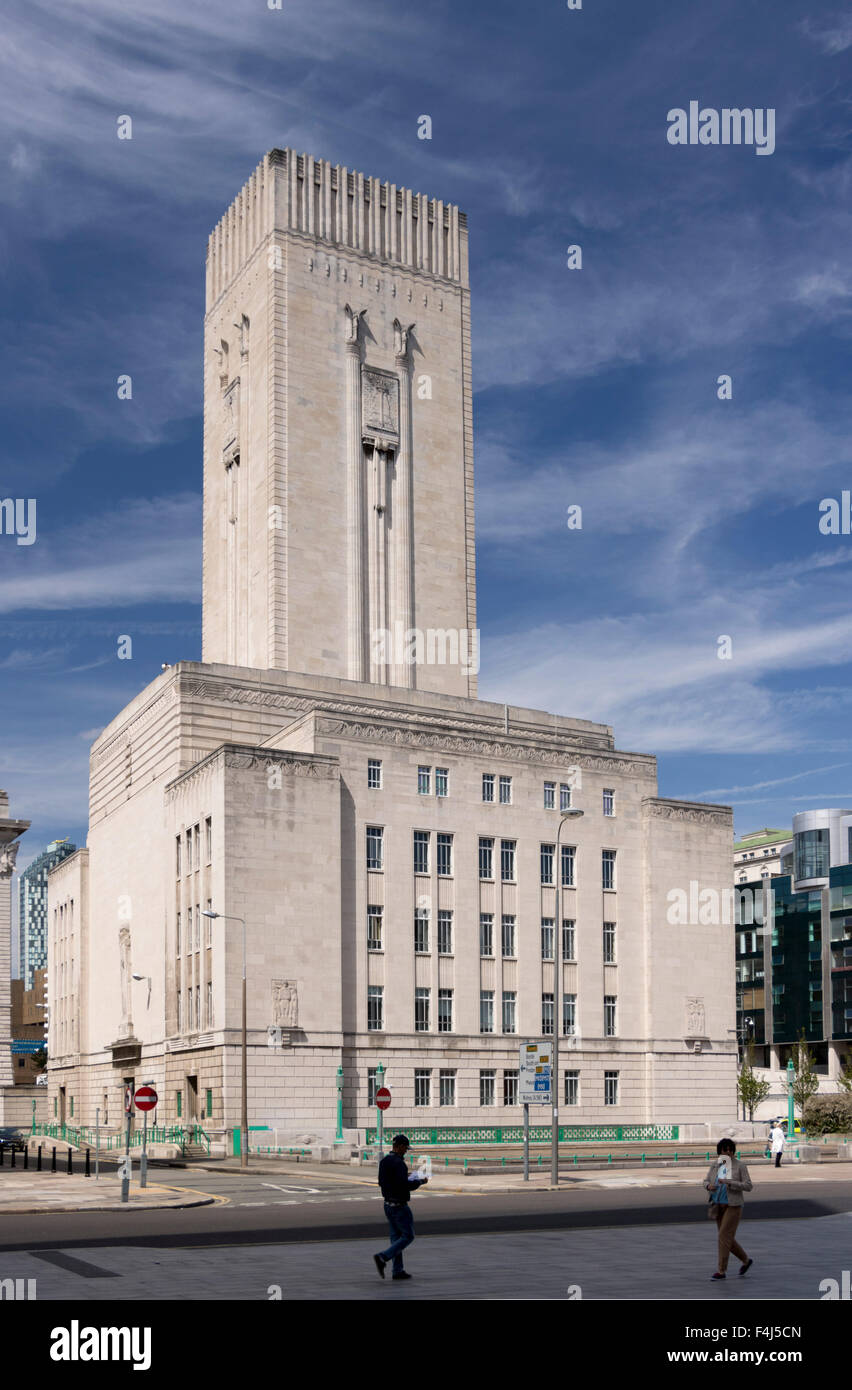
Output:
[
  {"xmin": 134, "ymin": 1085, "xmax": 158, "ymax": 1112},
  {"xmin": 375, "ymin": 1087, "xmax": 392, "ymax": 1111}
]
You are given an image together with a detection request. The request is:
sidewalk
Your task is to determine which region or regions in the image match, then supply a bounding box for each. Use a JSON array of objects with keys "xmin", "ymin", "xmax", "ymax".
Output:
[{"xmin": 0, "ymin": 1175, "xmax": 219, "ymax": 1214}]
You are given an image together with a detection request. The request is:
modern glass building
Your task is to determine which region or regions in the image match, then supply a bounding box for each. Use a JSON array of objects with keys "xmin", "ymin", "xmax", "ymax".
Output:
[
  {"xmin": 736, "ymin": 809, "xmax": 852, "ymax": 1077},
  {"xmin": 18, "ymin": 839, "xmax": 76, "ymax": 988}
]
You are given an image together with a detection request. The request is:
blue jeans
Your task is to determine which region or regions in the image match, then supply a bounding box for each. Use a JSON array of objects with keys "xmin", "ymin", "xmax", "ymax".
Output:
[{"xmin": 379, "ymin": 1201, "xmax": 415, "ymax": 1273}]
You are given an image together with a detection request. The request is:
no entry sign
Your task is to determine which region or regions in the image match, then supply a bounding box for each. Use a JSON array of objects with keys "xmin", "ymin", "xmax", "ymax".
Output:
[
  {"xmin": 375, "ymin": 1087, "xmax": 392, "ymax": 1111},
  {"xmin": 134, "ymin": 1085, "xmax": 158, "ymax": 1112}
]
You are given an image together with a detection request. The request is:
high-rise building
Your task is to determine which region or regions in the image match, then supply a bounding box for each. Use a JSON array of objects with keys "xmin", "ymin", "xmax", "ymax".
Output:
[
  {"xmin": 19, "ymin": 839, "xmax": 75, "ymax": 989},
  {"xmin": 48, "ymin": 152, "xmax": 736, "ymax": 1141}
]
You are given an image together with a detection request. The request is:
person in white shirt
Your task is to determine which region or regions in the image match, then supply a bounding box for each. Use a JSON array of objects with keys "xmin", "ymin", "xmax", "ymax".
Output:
[{"xmin": 770, "ymin": 1122, "xmax": 786, "ymax": 1168}]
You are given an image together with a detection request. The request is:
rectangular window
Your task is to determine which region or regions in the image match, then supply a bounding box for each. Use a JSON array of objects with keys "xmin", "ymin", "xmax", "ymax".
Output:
[
  {"xmin": 502, "ymin": 991, "xmax": 517, "ymax": 1034},
  {"xmin": 176, "ymin": 912, "xmax": 181, "ymax": 956},
  {"xmin": 367, "ymin": 826, "xmax": 384, "ymax": 871},
  {"xmin": 544, "ymin": 781, "xmax": 556, "ymax": 809},
  {"xmin": 206, "ymin": 981, "xmax": 213, "ymax": 1027},
  {"xmin": 177, "ymin": 990, "xmax": 182, "ymax": 1033},
  {"xmin": 368, "ymin": 758, "xmax": 382, "ymax": 789},
  {"xmin": 482, "ymin": 772, "xmax": 495, "ymax": 802},
  {"xmin": 414, "ymin": 907, "xmax": 430, "ymax": 954},
  {"xmin": 564, "ymin": 1071, "xmax": 579, "ymax": 1106},
  {"xmin": 499, "ymin": 775, "xmax": 512, "ymax": 804},
  {"xmin": 480, "ymin": 990, "xmax": 494, "ymax": 1034},
  {"xmin": 367, "ymin": 1067, "xmax": 379, "ymax": 1107},
  {"xmin": 438, "ymin": 988, "xmax": 453, "ymax": 1033},
  {"xmin": 176, "ymin": 1090, "xmax": 182, "ymax": 1119},
  {"xmin": 603, "ymin": 788, "xmax": 615, "ymax": 817},
  {"xmin": 367, "ymin": 985, "xmax": 383, "ymax": 1031},
  {"xmin": 187, "ymin": 906, "xmax": 193, "ymax": 955},
  {"xmin": 196, "ymin": 984, "xmax": 200, "ymax": 1029},
  {"xmin": 501, "ymin": 839, "xmax": 516, "ymax": 882},
  {"xmin": 436, "ymin": 767, "xmax": 449, "ymax": 798},
  {"xmin": 437, "ymin": 910, "xmax": 453, "ymax": 955},
  {"xmin": 563, "ymin": 994, "xmax": 577, "ymax": 1035},
  {"xmin": 603, "ymin": 921, "xmax": 616, "ymax": 964},
  {"xmin": 560, "ymin": 783, "xmax": 572, "ymax": 812},
  {"xmin": 206, "ymin": 1088, "xmax": 213, "ymax": 1118},
  {"xmin": 480, "ymin": 1069, "xmax": 496, "ymax": 1106},
  {"xmin": 439, "ymin": 1070, "xmax": 456, "ymax": 1106},
  {"xmin": 501, "ymin": 914, "xmax": 516, "ymax": 958},
  {"xmin": 205, "ymin": 816, "xmax": 212, "ymax": 862},
  {"xmin": 367, "ymin": 905, "xmax": 383, "ymax": 952},
  {"xmin": 195, "ymin": 906, "xmax": 201, "ymax": 951},
  {"xmin": 70, "ymin": 1096, "xmax": 74, "ymax": 1117},
  {"xmin": 414, "ymin": 1069, "xmax": 431, "ymax": 1107},
  {"xmin": 418, "ymin": 765, "xmax": 431, "ymax": 795},
  {"xmin": 602, "ymin": 849, "xmax": 616, "ymax": 891},
  {"xmin": 562, "ymin": 919, "xmax": 576, "ymax": 961},
  {"xmin": 437, "ymin": 832, "xmax": 453, "ymax": 877},
  {"xmin": 604, "ymin": 994, "xmax": 617, "ymax": 1037},
  {"xmin": 542, "ymin": 992, "xmax": 554, "ymax": 1036},
  {"xmin": 561, "ymin": 844, "xmax": 575, "ymax": 887},
  {"xmin": 541, "ymin": 842, "xmax": 555, "ymax": 885},
  {"xmin": 503, "ymin": 1069, "xmax": 519, "ymax": 1105},
  {"xmin": 186, "ymin": 827, "xmax": 192, "ymax": 873},
  {"xmin": 479, "ymin": 913, "xmax": 494, "ymax": 957},
  {"xmin": 187, "ymin": 988, "xmax": 193, "ymax": 1031},
  {"xmin": 176, "ymin": 835, "xmax": 182, "ymax": 878},
  {"xmin": 604, "ymin": 1071, "xmax": 619, "ymax": 1106},
  {"xmin": 413, "ymin": 829, "xmax": 430, "ymax": 875},
  {"xmin": 479, "ymin": 836, "xmax": 494, "ymax": 879},
  {"xmin": 541, "ymin": 918, "xmax": 555, "ymax": 960},
  {"xmin": 415, "ymin": 986, "xmax": 430, "ymax": 1032}
]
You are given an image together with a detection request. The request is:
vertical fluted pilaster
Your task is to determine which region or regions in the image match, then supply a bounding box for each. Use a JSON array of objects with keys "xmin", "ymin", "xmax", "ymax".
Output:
[
  {"xmin": 345, "ymin": 312, "xmax": 366, "ymax": 681},
  {"xmin": 391, "ymin": 341, "xmax": 415, "ymax": 688}
]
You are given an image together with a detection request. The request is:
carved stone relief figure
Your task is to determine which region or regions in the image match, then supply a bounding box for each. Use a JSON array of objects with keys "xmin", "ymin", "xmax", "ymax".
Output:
[{"xmin": 271, "ymin": 979, "xmax": 298, "ymax": 1029}]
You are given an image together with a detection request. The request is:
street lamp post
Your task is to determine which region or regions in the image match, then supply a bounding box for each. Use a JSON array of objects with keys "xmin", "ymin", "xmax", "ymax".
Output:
[
  {"xmin": 786, "ymin": 1056, "xmax": 796, "ymax": 1145},
  {"xmin": 552, "ymin": 808, "xmax": 584, "ymax": 1187},
  {"xmin": 335, "ymin": 1066, "xmax": 344, "ymax": 1143},
  {"xmin": 203, "ymin": 909, "xmax": 248, "ymax": 1168}
]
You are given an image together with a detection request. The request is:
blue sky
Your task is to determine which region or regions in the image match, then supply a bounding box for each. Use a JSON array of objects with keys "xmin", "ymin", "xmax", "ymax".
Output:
[{"xmin": 2, "ymin": 0, "xmax": 852, "ymax": 886}]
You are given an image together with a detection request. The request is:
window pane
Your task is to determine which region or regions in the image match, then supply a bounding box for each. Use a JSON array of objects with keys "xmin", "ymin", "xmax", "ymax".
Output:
[
  {"xmin": 541, "ymin": 919, "xmax": 554, "ymax": 960},
  {"xmin": 562, "ymin": 919, "xmax": 575, "ymax": 961},
  {"xmin": 480, "ymin": 1069, "xmax": 496, "ymax": 1106},
  {"xmin": 602, "ymin": 850, "xmax": 616, "ymax": 890},
  {"xmin": 367, "ymin": 826, "xmax": 384, "ymax": 870},
  {"xmin": 418, "ymin": 766, "xmax": 431, "ymax": 795},
  {"xmin": 560, "ymin": 783, "xmax": 572, "ymax": 812},
  {"xmin": 542, "ymin": 992, "xmax": 554, "ymax": 1035},
  {"xmin": 479, "ymin": 913, "xmax": 494, "ymax": 957},
  {"xmin": 544, "ymin": 782, "xmax": 555, "ymax": 809},
  {"xmin": 438, "ymin": 988, "xmax": 453, "ymax": 1033},
  {"xmin": 479, "ymin": 837, "xmax": 494, "ymax": 879},
  {"xmin": 438, "ymin": 910, "xmax": 453, "ymax": 955},
  {"xmin": 501, "ymin": 840, "xmax": 516, "ymax": 881},
  {"xmin": 368, "ymin": 759, "xmax": 382, "ymax": 789},
  {"xmin": 436, "ymin": 767, "xmax": 449, "ymax": 797},
  {"xmin": 414, "ymin": 830, "xmax": 429, "ymax": 874},
  {"xmin": 415, "ymin": 987, "xmax": 430, "ymax": 1032},
  {"xmin": 480, "ymin": 990, "xmax": 494, "ymax": 1033},
  {"xmin": 540, "ymin": 843, "xmax": 554, "ymax": 886},
  {"xmin": 503, "ymin": 1069, "xmax": 518, "ymax": 1105},
  {"xmin": 415, "ymin": 1070, "xmax": 431, "ymax": 1106},
  {"xmin": 437, "ymin": 832, "xmax": 453, "ymax": 877},
  {"xmin": 603, "ymin": 921, "xmax": 616, "ymax": 963},
  {"xmin": 564, "ymin": 1071, "xmax": 579, "ymax": 1106},
  {"xmin": 482, "ymin": 773, "xmax": 494, "ymax": 802},
  {"xmin": 439, "ymin": 1070, "xmax": 456, "ymax": 1106},
  {"xmin": 561, "ymin": 844, "xmax": 575, "ymax": 887},
  {"xmin": 603, "ymin": 788, "xmax": 614, "ymax": 817},
  {"xmin": 368, "ymin": 905, "xmax": 383, "ymax": 951},
  {"xmin": 502, "ymin": 991, "xmax": 516, "ymax": 1033},
  {"xmin": 499, "ymin": 775, "xmax": 512, "ymax": 804},
  {"xmin": 501, "ymin": 915, "xmax": 516, "ymax": 958},
  {"xmin": 414, "ymin": 908, "xmax": 430, "ymax": 954}
]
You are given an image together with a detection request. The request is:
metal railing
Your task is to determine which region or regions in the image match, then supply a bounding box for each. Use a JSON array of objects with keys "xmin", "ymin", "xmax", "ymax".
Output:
[
  {"xmin": 364, "ymin": 1123, "xmax": 681, "ymax": 1146},
  {"xmin": 31, "ymin": 1121, "xmax": 210, "ymax": 1155}
]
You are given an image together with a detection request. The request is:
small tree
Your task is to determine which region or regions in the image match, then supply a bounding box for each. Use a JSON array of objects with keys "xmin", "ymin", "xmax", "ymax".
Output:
[
  {"xmin": 837, "ymin": 1055, "xmax": 852, "ymax": 1094},
  {"xmin": 737, "ymin": 1041, "xmax": 771, "ymax": 1120},
  {"xmin": 792, "ymin": 1030, "xmax": 820, "ymax": 1124}
]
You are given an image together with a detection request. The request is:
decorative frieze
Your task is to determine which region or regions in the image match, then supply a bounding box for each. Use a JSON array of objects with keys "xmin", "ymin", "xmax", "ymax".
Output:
[{"xmin": 644, "ymin": 798, "xmax": 732, "ymax": 826}]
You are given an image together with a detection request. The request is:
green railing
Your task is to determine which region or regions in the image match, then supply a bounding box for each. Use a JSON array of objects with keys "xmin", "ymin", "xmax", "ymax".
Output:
[
  {"xmin": 31, "ymin": 1121, "xmax": 209, "ymax": 1154},
  {"xmin": 364, "ymin": 1123, "xmax": 681, "ymax": 1146}
]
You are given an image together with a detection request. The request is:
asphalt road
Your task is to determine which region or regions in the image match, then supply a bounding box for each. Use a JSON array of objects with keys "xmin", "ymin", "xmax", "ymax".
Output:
[{"xmin": 1, "ymin": 1166, "xmax": 850, "ymax": 1253}]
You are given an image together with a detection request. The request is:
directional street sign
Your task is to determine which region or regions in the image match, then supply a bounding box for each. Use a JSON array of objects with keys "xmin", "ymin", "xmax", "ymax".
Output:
[
  {"xmin": 519, "ymin": 1042, "xmax": 552, "ymax": 1104},
  {"xmin": 375, "ymin": 1087, "xmax": 392, "ymax": 1111}
]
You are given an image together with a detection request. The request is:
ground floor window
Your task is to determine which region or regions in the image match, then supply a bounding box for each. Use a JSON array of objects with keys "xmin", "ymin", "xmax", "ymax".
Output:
[
  {"xmin": 206, "ymin": 1088, "xmax": 213, "ymax": 1118},
  {"xmin": 439, "ymin": 1069, "xmax": 456, "ymax": 1106},
  {"xmin": 564, "ymin": 1071, "xmax": 579, "ymax": 1106},
  {"xmin": 503, "ymin": 1069, "xmax": 519, "ymax": 1106},
  {"xmin": 479, "ymin": 1069, "xmax": 496, "ymax": 1106},
  {"xmin": 604, "ymin": 1071, "xmax": 619, "ymax": 1106},
  {"xmin": 414, "ymin": 1069, "xmax": 431, "ymax": 1107}
]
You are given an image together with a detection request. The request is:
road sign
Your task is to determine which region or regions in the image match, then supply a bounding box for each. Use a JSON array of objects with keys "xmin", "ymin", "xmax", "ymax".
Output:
[
  {"xmin": 375, "ymin": 1087, "xmax": 392, "ymax": 1111},
  {"xmin": 124, "ymin": 1085, "xmax": 134, "ymax": 1115},
  {"xmin": 11, "ymin": 1041, "xmax": 43, "ymax": 1054},
  {"xmin": 134, "ymin": 1085, "xmax": 158, "ymax": 1112},
  {"xmin": 519, "ymin": 1042, "xmax": 552, "ymax": 1104}
]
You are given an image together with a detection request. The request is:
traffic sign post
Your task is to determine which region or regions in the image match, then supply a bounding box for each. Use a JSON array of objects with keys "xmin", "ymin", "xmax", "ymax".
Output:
[
  {"xmin": 375, "ymin": 1080, "xmax": 391, "ymax": 1159},
  {"xmin": 121, "ymin": 1087, "xmax": 134, "ymax": 1204},
  {"xmin": 134, "ymin": 1086, "xmax": 157, "ymax": 1189},
  {"xmin": 519, "ymin": 1044, "xmax": 552, "ymax": 1183}
]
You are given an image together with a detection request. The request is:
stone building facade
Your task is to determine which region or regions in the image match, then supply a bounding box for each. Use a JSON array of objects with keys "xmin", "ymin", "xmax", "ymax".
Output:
[{"xmin": 47, "ymin": 151, "xmax": 736, "ymax": 1141}]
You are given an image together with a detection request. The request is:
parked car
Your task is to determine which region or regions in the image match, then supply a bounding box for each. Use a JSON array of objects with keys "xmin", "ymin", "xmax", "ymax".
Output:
[{"xmin": 0, "ymin": 1127, "xmax": 27, "ymax": 1153}]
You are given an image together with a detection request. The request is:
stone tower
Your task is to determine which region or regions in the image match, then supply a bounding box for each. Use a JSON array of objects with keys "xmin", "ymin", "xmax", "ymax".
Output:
[{"xmin": 201, "ymin": 149, "xmax": 477, "ymax": 698}]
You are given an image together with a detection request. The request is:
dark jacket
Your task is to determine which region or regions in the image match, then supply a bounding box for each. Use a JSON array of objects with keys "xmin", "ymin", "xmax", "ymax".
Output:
[{"xmin": 378, "ymin": 1152, "xmax": 425, "ymax": 1203}]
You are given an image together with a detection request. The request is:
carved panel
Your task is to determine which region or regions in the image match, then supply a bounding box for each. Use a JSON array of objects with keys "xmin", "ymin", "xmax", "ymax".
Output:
[{"xmin": 362, "ymin": 367, "xmax": 399, "ymax": 437}]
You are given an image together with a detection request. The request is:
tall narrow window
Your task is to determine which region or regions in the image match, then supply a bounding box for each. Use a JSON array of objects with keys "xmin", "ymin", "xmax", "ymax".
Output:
[
  {"xmin": 604, "ymin": 994, "xmax": 617, "ymax": 1037},
  {"xmin": 437, "ymin": 832, "xmax": 453, "ymax": 877},
  {"xmin": 176, "ymin": 912, "xmax": 181, "ymax": 956},
  {"xmin": 367, "ymin": 1067, "xmax": 379, "ymax": 1107},
  {"xmin": 414, "ymin": 907, "xmax": 430, "ymax": 954},
  {"xmin": 482, "ymin": 773, "xmax": 495, "ymax": 803},
  {"xmin": 205, "ymin": 817, "xmax": 212, "ymax": 862},
  {"xmin": 563, "ymin": 993, "xmax": 577, "ymax": 1035},
  {"xmin": 418, "ymin": 765, "xmax": 431, "ymax": 795},
  {"xmin": 499, "ymin": 775, "xmax": 512, "ymax": 804},
  {"xmin": 603, "ymin": 788, "xmax": 615, "ymax": 817},
  {"xmin": 604, "ymin": 1071, "xmax": 619, "ymax": 1106},
  {"xmin": 544, "ymin": 782, "xmax": 555, "ymax": 809},
  {"xmin": 413, "ymin": 830, "xmax": 430, "ymax": 874},
  {"xmin": 560, "ymin": 782, "xmax": 572, "ymax": 812},
  {"xmin": 367, "ymin": 906, "xmax": 383, "ymax": 952},
  {"xmin": 480, "ymin": 1069, "xmax": 496, "ymax": 1106},
  {"xmin": 479, "ymin": 913, "xmax": 494, "ymax": 957},
  {"xmin": 603, "ymin": 921, "xmax": 616, "ymax": 964},
  {"xmin": 414, "ymin": 1070, "xmax": 431, "ymax": 1107},
  {"xmin": 562, "ymin": 919, "xmax": 576, "ymax": 961},
  {"xmin": 542, "ymin": 993, "xmax": 554, "ymax": 1036},
  {"xmin": 540, "ymin": 843, "xmax": 555, "ymax": 885},
  {"xmin": 206, "ymin": 981, "xmax": 213, "ymax": 1027},
  {"xmin": 503, "ymin": 1069, "xmax": 519, "ymax": 1105},
  {"xmin": 564, "ymin": 1071, "xmax": 579, "ymax": 1106},
  {"xmin": 501, "ymin": 915, "xmax": 516, "ymax": 958},
  {"xmin": 480, "ymin": 990, "xmax": 494, "ymax": 1033},
  {"xmin": 561, "ymin": 844, "xmax": 576, "ymax": 887},
  {"xmin": 502, "ymin": 991, "xmax": 516, "ymax": 1034},
  {"xmin": 437, "ymin": 910, "xmax": 453, "ymax": 955},
  {"xmin": 479, "ymin": 836, "xmax": 494, "ymax": 879},
  {"xmin": 176, "ymin": 836, "xmax": 182, "ymax": 878},
  {"xmin": 602, "ymin": 850, "xmax": 616, "ymax": 890},
  {"xmin": 367, "ymin": 985, "xmax": 383, "ymax": 1031},
  {"xmin": 415, "ymin": 987, "xmax": 430, "ymax": 1032},
  {"xmin": 367, "ymin": 826, "xmax": 384, "ymax": 870},
  {"xmin": 439, "ymin": 1070, "xmax": 456, "ymax": 1106},
  {"xmin": 436, "ymin": 767, "xmax": 449, "ymax": 798},
  {"xmin": 368, "ymin": 758, "xmax": 382, "ymax": 789},
  {"xmin": 541, "ymin": 918, "xmax": 555, "ymax": 960},
  {"xmin": 438, "ymin": 989, "xmax": 453, "ymax": 1033},
  {"xmin": 501, "ymin": 839, "xmax": 516, "ymax": 882}
]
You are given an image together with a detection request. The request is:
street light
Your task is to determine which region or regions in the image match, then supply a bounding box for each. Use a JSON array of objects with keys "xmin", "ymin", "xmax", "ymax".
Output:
[
  {"xmin": 203, "ymin": 909, "xmax": 248, "ymax": 1168},
  {"xmin": 132, "ymin": 974, "xmax": 152, "ymax": 1009},
  {"xmin": 552, "ymin": 808, "xmax": 584, "ymax": 1186}
]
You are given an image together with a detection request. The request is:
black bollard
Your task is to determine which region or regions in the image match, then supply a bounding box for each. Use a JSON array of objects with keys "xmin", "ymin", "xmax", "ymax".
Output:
[
  {"xmin": 67, "ymin": 1148, "xmax": 72, "ymax": 1175},
  {"xmin": 0, "ymin": 1145, "xmax": 4, "ymax": 1167},
  {"xmin": 23, "ymin": 1146, "xmax": 28, "ymax": 1170},
  {"xmin": 51, "ymin": 1146, "xmax": 56, "ymax": 1172},
  {"xmin": 37, "ymin": 1145, "xmax": 42, "ymax": 1172},
  {"xmin": 85, "ymin": 1149, "xmax": 91, "ymax": 1178},
  {"xmin": 10, "ymin": 1146, "xmax": 15, "ymax": 1169}
]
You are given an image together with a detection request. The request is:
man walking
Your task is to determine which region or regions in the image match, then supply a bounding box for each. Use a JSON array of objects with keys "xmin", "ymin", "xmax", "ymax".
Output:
[
  {"xmin": 770, "ymin": 1121, "xmax": 786, "ymax": 1168},
  {"xmin": 373, "ymin": 1134, "xmax": 428, "ymax": 1281}
]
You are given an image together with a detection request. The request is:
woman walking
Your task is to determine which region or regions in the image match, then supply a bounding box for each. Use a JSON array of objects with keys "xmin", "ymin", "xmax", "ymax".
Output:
[{"xmin": 704, "ymin": 1138, "xmax": 754, "ymax": 1280}]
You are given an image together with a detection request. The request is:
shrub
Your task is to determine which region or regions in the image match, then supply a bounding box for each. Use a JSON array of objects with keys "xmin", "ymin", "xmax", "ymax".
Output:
[{"xmin": 802, "ymin": 1093, "xmax": 852, "ymax": 1136}]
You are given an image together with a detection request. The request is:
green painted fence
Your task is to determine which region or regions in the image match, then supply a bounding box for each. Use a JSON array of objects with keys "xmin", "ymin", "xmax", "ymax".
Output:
[
  {"xmin": 364, "ymin": 1123, "xmax": 680, "ymax": 1146},
  {"xmin": 32, "ymin": 1121, "xmax": 210, "ymax": 1155}
]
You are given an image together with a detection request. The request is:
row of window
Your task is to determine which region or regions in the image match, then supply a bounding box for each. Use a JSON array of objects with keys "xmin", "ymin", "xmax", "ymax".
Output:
[
  {"xmin": 367, "ymin": 827, "xmax": 617, "ymax": 889},
  {"xmin": 176, "ymin": 901, "xmax": 214, "ymax": 956},
  {"xmin": 366, "ymin": 1067, "xmax": 620, "ymax": 1107},
  {"xmin": 176, "ymin": 984, "xmax": 213, "ymax": 1032},
  {"xmin": 176, "ymin": 819, "xmax": 213, "ymax": 877},
  {"xmin": 367, "ymin": 908, "xmax": 616, "ymax": 962},
  {"xmin": 366, "ymin": 985, "xmax": 617, "ymax": 1036},
  {"xmin": 367, "ymin": 759, "xmax": 616, "ymax": 817}
]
